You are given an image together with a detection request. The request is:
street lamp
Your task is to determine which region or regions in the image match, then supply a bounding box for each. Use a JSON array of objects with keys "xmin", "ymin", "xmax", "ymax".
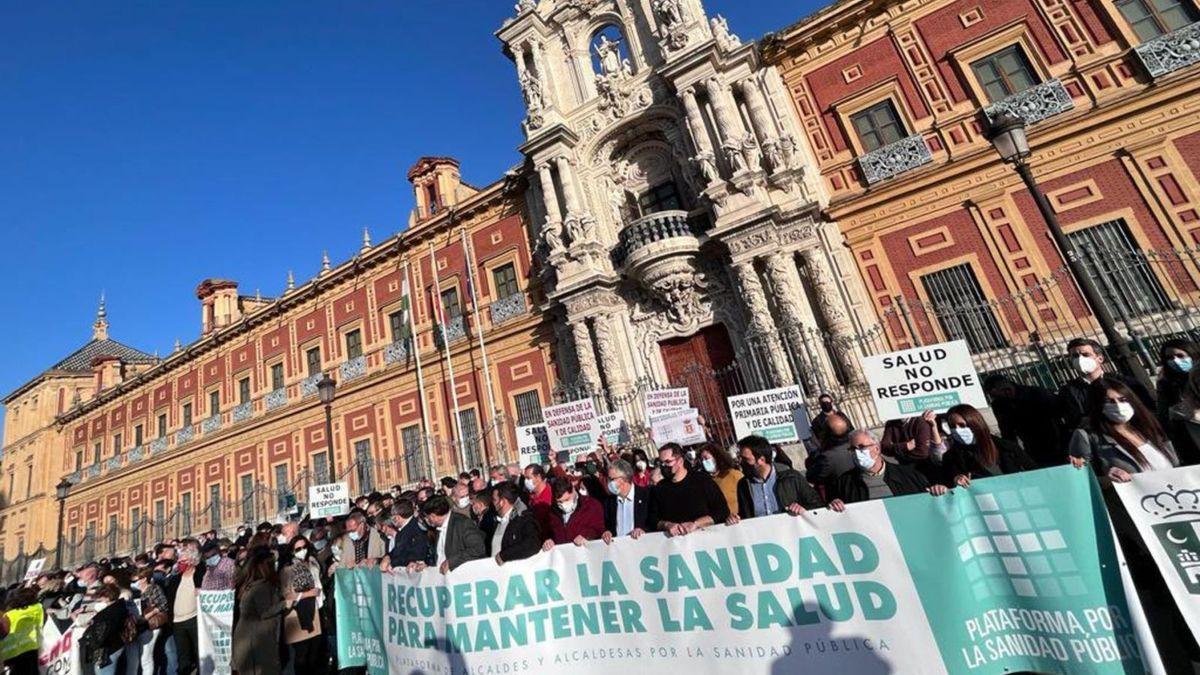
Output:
[
  {"xmin": 54, "ymin": 477, "xmax": 71, "ymax": 570},
  {"xmin": 317, "ymin": 373, "xmax": 337, "ymax": 481},
  {"xmin": 987, "ymin": 111, "xmax": 1152, "ymax": 388}
]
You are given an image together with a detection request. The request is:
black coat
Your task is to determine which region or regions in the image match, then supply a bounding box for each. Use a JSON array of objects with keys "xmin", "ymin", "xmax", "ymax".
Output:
[
  {"xmin": 475, "ymin": 510, "xmax": 498, "ymax": 552},
  {"xmin": 943, "ymin": 435, "xmax": 1039, "ymax": 481},
  {"xmin": 388, "ymin": 518, "xmax": 432, "ymax": 568},
  {"xmin": 437, "ymin": 512, "xmax": 487, "ymax": 571},
  {"xmin": 495, "ymin": 511, "xmax": 542, "ymax": 563},
  {"xmin": 602, "ymin": 485, "xmax": 653, "ymax": 535},
  {"xmin": 991, "ymin": 384, "xmax": 1067, "ymax": 467},
  {"xmin": 735, "ymin": 464, "xmax": 824, "ymax": 518},
  {"xmin": 1058, "ymin": 374, "xmax": 1154, "ymax": 432},
  {"xmin": 835, "ymin": 461, "xmax": 929, "ymax": 504}
]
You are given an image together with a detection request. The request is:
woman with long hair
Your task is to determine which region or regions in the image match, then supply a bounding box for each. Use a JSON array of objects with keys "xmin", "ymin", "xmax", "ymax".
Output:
[
  {"xmin": 698, "ymin": 443, "xmax": 742, "ymax": 515},
  {"xmin": 232, "ymin": 548, "xmax": 297, "ymax": 675},
  {"xmin": 1164, "ymin": 362, "xmax": 1200, "ymax": 466},
  {"xmin": 281, "ymin": 536, "xmax": 327, "ymax": 674},
  {"xmin": 1069, "ymin": 376, "xmax": 1178, "ymax": 484},
  {"xmin": 938, "ymin": 404, "xmax": 1037, "ymax": 487},
  {"xmin": 1156, "ymin": 339, "xmax": 1197, "ymax": 423}
]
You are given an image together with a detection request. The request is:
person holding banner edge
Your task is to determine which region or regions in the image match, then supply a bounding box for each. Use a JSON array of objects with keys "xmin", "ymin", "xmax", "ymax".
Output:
[
  {"xmin": 937, "ymin": 404, "xmax": 1038, "ymax": 488},
  {"xmin": 600, "ymin": 459, "xmax": 652, "ymax": 543},
  {"xmin": 727, "ymin": 435, "xmax": 824, "ymax": 524},
  {"xmin": 649, "ymin": 443, "xmax": 729, "ymax": 537},
  {"xmin": 829, "ymin": 430, "xmax": 949, "ymax": 510}
]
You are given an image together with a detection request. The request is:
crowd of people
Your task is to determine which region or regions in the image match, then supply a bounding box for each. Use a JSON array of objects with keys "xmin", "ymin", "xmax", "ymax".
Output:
[{"xmin": 2, "ymin": 337, "xmax": 1199, "ymax": 673}]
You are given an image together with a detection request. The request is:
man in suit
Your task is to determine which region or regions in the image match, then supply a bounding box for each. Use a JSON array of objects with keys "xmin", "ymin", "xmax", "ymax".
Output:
[
  {"xmin": 382, "ymin": 498, "xmax": 431, "ymax": 569},
  {"xmin": 411, "ymin": 495, "xmax": 486, "ymax": 574},
  {"xmin": 601, "ymin": 458, "xmax": 651, "ymax": 544},
  {"xmin": 491, "ymin": 483, "xmax": 542, "ymax": 565}
]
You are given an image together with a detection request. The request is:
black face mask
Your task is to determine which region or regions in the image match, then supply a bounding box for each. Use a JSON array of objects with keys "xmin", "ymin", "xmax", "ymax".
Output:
[
  {"xmin": 659, "ymin": 463, "xmax": 675, "ymax": 479},
  {"xmin": 819, "ymin": 402, "xmax": 833, "ymax": 412}
]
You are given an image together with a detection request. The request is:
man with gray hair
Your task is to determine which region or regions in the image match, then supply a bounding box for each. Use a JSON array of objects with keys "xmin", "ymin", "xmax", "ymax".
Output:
[
  {"xmin": 829, "ymin": 429, "xmax": 948, "ymax": 510},
  {"xmin": 601, "ymin": 458, "xmax": 651, "ymax": 543}
]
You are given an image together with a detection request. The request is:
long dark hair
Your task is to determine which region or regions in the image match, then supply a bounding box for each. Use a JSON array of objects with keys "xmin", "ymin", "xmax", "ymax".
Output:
[
  {"xmin": 1086, "ymin": 377, "xmax": 1167, "ymax": 469},
  {"xmin": 946, "ymin": 404, "xmax": 998, "ymax": 467},
  {"xmin": 698, "ymin": 443, "xmax": 737, "ymax": 477},
  {"xmin": 1159, "ymin": 339, "xmax": 1197, "ymax": 383},
  {"xmin": 235, "ymin": 547, "xmax": 279, "ymax": 591}
]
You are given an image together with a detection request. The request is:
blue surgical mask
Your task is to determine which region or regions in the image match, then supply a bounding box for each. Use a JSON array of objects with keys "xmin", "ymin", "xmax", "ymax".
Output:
[
  {"xmin": 1172, "ymin": 356, "xmax": 1193, "ymax": 373},
  {"xmin": 313, "ymin": 540, "xmax": 327, "ymax": 551},
  {"xmin": 607, "ymin": 479, "xmax": 620, "ymax": 495},
  {"xmin": 952, "ymin": 427, "xmax": 975, "ymax": 446},
  {"xmin": 205, "ymin": 555, "xmax": 221, "ymax": 568},
  {"xmin": 854, "ymin": 449, "xmax": 875, "ymax": 470}
]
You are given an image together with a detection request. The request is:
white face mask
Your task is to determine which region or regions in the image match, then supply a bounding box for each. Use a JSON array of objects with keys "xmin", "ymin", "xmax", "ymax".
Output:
[
  {"xmin": 636, "ymin": 460, "xmax": 647, "ymax": 471},
  {"xmin": 524, "ymin": 478, "xmax": 536, "ymax": 492},
  {"xmin": 293, "ymin": 549, "xmax": 308, "ymax": 561},
  {"xmin": 347, "ymin": 530, "xmax": 362, "ymax": 542},
  {"xmin": 686, "ymin": 450, "xmax": 697, "ymax": 461},
  {"xmin": 1075, "ymin": 355, "xmax": 1099, "ymax": 376},
  {"xmin": 1103, "ymin": 401, "xmax": 1136, "ymax": 424},
  {"xmin": 276, "ymin": 535, "xmax": 288, "ymax": 546},
  {"xmin": 854, "ymin": 449, "xmax": 876, "ymax": 471},
  {"xmin": 456, "ymin": 496, "xmax": 470, "ymax": 509},
  {"xmin": 559, "ymin": 498, "xmax": 577, "ymax": 515},
  {"xmin": 952, "ymin": 427, "xmax": 975, "ymax": 446}
]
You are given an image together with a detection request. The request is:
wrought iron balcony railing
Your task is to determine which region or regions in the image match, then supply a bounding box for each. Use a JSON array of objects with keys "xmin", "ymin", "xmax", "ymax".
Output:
[
  {"xmin": 340, "ymin": 355, "xmax": 367, "ymax": 381},
  {"xmin": 490, "ymin": 294, "xmax": 527, "ymax": 325},
  {"xmin": 1135, "ymin": 22, "xmax": 1200, "ymax": 79},
  {"xmin": 266, "ymin": 388, "xmax": 288, "ymax": 411},
  {"xmin": 129, "ymin": 446, "xmax": 145, "ymax": 463},
  {"xmin": 857, "ymin": 134, "xmax": 933, "ymax": 185},
  {"xmin": 202, "ymin": 415, "xmax": 221, "ymax": 434},
  {"xmin": 384, "ymin": 340, "xmax": 410, "ymax": 365},
  {"xmin": 149, "ymin": 437, "xmax": 168, "ymax": 455},
  {"xmin": 176, "ymin": 426, "xmax": 195, "ymax": 445},
  {"xmin": 232, "ymin": 401, "xmax": 252, "ymax": 423},
  {"xmin": 301, "ymin": 373, "xmax": 323, "ymax": 397},
  {"xmin": 982, "ymin": 79, "xmax": 1074, "ymax": 126},
  {"xmin": 442, "ymin": 315, "xmax": 467, "ymax": 343}
]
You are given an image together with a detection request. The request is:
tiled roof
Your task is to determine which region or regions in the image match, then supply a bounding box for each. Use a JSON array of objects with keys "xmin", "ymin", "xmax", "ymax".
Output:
[{"xmin": 50, "ymin": 338, "xmax": 157, "ymax": 373}]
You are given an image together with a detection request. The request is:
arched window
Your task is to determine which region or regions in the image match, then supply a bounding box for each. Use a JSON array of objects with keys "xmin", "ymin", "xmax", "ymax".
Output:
[{"xmin": 590, "ymin": 24, "xmax": 632, "ymax": 79}]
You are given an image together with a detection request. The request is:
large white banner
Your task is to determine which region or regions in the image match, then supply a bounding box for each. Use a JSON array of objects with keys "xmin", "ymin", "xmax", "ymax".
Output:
[
  {"xmin": 198, "ymin": 589, "xmax": 235, "ymax": 675},
  {"xmin": 1115, "ymin": 465, "xmax": 1200, "ymax": 638},
  {"xmin": 860, "ymin": 340, "xmax": 987, "ymax": 420},
  {"xmin": 37, "ymin": 617, "xmax": 80, "ymax": 675}
]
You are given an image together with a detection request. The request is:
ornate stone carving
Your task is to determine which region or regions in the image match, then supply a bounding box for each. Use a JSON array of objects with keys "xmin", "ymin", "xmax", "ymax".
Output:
[
  {"xmin": 514, "ymin": 0, "xmax": 536, "ymax": 14},
  {"xmin": 1135, "ymin": 22, "xmax": 1200, "ymax": 79},
  {"xmin": 520, "ymin": 70, "xmax": 545, "ymax": 130},
  {"xmin": 594, "ymin": 35, "xmax": 631, "ymax": 80},
  {"xmin": 692, "ymin": 150, "xmax": 718, "ymax": 183},
  {"xmin": 572, "ymin": 320, "xmax": 601, "ymax": 389},
  {"xmin": 800, "ymin": 249, "xmax": 848, "ymax": 327},
  {"xmin": 565, "ymin": 213, "xmax": 597, "ymax": 246},
  {"xmin": 740, "ymin": 133, "xmax": 762, "ymax": 172},
  {"xmin": 762, "ymin": 252, "xmax": 822, "ymax": 392},
  {"xmin": 592, "ymin": 313, "xmax": 622, "ymax": 379},
  {"xmin": 722, "ymin": 137, "xmax": 747, "ymax": 174},
  {"xmin": 653, "ymin": 0, "xmax": 689, "ymax": 51},
  {"xmin": 710, "ymin": 15, "xmax": 741, "ymax": 51},
  {"xmin": 543, "ymin": 220, "xmax": 565, "ymax": 255}
]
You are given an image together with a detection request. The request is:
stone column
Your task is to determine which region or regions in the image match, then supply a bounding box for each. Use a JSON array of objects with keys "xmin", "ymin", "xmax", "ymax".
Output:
[
  {"xmin": 554, "ymin": 156, "xmax": 581, "ymax": 216},
  {"xmin": 536, "ymin": 162, "xmax": 564, "ymax": 255},
  {"xmin": 591, "ymin": 313, "xmax": 627, "ymax": 397},
  {"xmin": 704, "ymin": 78, "xmax": 751, "ymax": 174},
  {"xmin": 513, "ymin": 43, "xmax": 529, "ymax": 80},
  {"xmin": 739, "ymin": 78, "xmax": 783, "ymax": 172},
  {"xmin": 681, "ymin": 87, "xmax": 720, "ymax": 185},
  {"xmin": 799, "ymin": 248, "xmax": 863, "ymax": 384},
  {"xmin": 731, "ymin": 260, "xmax": 792, "ymax": 387},
  {"xmin": 572, "ymin": 320, "xmax": 602, "ymax": 393},
  {"xmin": 761, "ymin": 252, "xmax": 832, "ymax": 394}
]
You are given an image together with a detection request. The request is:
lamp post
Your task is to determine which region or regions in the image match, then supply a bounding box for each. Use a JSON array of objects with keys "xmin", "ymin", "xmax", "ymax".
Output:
[
  {"xmin": 54, "ymin": 477, "xmax": 71, "ymax": 570},
  {"xmin": 987, "ymin": 111, "xmax": 1152, "ymax": 388},
  {"xmin": 317, "ymin": 373, "xmax": 337, "ymax": 482}
]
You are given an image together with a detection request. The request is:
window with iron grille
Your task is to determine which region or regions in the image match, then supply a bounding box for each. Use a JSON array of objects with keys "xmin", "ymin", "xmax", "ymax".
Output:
[
  {"xmin": 492, "ymin": 264, "xmax": 520, "ymax": 299},
  {"xmin": 441, "ymin": 287, "xmax": 462, "ymax": 319},
  {"xmin": 312, "ymin": 452, "xmax": 329, "ymax": 485},
  {"xmin": 240, "ymin": 474, "xmax": 255, "ymax": 523},
  {"xmin": 345, "ymin": 329, "xmax": 363, "ymax": 360},
  {"xmin": 971, "ymin": 45, "xmax": 1039, "ymax": 102},
  {"xmin": 154, "ymin": 501, "xmax": 164, "ymax": 542},
  {"xmin": 130, "ymin": 507, "xmax": 141, "ymax": 551},
  {"xmin": 389, "ymin": 311, "xmax": 407, "ymax": 343},
  {"xmin": 274, "ymin": 464, "xmax": 290, "ymax": 512},
  {"xmin": 514, "ymin": 390, "xmax": 544, "ymax": 426},
  {"xmin": 238, "ymin": 378, "xmax": 251, "ymax": 405},
  {"xmin": 850, "ymin": 100, "xmax": 907, "ymax": 152},
  {"xmin": 355, "ymin": 440, "xmax": 374, "ymax": 493},
  {"xmin": 920, "ymin": 263, "xmax": 1008, "ymax": 352},
  {"xmin": 402, "ymin": 425, "xmax": 425, "ymax": 483},
  {"xmin": 108, "ymin": 514, "xmax": 118, "ymax": 554},
  {"xmin": 180, "ymin": 493, "xmax": 192, "ymax": 536},
  {"xmin": 1117, "ymin": 0, "xmax": 1198, "ymax": 41},
  {"xmin": 458, "ymin": 409, "xmax": 482, "ymax": 469},
  {"xmin": 306, "ymin": 347, "xmax": 322, "ymax": 377},
  {"xmin": 271, "ymin": 363, "xmax": 285, "ymax": 391},
  {"xmin": 637, "ymin": 182, "xmax": 683, "ymax": 215},
  {"xmin": 210, "ymin": 484, "xmax": 222, "ymax": 530},
  {"xmin": 182, "ymin": 402, "xmax": 193, "ymax": 428},
  {"xmin": 1067, "ymin": 218, "xmax": 1170, "ymax": 319}
]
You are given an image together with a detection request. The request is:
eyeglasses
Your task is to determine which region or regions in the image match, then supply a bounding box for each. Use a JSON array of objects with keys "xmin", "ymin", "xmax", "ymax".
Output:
[{"xmin": 851, "ymin": 443, "xmax": 876, "ymax": 451}]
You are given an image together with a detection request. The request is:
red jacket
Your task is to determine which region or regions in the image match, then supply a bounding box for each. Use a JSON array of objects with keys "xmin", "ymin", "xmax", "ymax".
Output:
[{"xmin": 549, "ymin": 495, "xmax": 605, "ymax": 544}]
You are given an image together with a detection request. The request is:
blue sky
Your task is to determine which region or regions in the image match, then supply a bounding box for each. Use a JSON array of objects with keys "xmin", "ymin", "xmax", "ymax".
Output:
[{"xmin": 0, "ymin": 1, "xmax": 822, "ymax": 416}]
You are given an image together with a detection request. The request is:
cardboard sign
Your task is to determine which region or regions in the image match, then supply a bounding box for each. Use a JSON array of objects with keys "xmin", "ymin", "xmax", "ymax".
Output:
[
  {"xmin": 649, "ymin": 408, "xmax": 707, "ymax": 446},
  {"xmin": 726, "ymin": 386, "xmax": 811, "ymax": 443},
  {"xmin": 860, "ymin": 339, "xmax": 988, "ymax": 421},
  {"xmin": 307, "ymin": 482, "xmax": 350, "ymax": 519},
  {"xmin": 597, "ymin": 412, "xmax": 630, "ymax": 445},
  {"xmin": 23, "ymin": 557, "xmax": 46, "ymax": 581},
  {"xmin": 643, "ymin": 388, "xmax": 690, "ymax": 419},
  {"xmin": 542, "ymin": 399, "xmax": 601, "ymax": 454},
  {"xmin": 515, "ymin": 424, "xmax": 551, "ymax": 466}
]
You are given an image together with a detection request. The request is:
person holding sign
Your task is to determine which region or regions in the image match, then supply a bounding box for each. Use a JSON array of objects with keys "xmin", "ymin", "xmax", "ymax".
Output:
[
  {"xmin": 649, "ymin": 443, "xmax": 730, "ymax": 537},
  {"xmin": 601, "ymin": 459, "xmax": 651, "ymax": 543},
  {"xmin": 829, "ymin": 430, "xmax": 948, "ymax": 510},
  {"xmin": 542, "ymin": 477, "xmax": 605, "ymax": 550},
  {"xmin": 937, "ymin": 404, "xmax": 1037, "ymax": 488},
  {"xmin": 727, "ymin": 435, "xmax": 824, "ymax": 524}
]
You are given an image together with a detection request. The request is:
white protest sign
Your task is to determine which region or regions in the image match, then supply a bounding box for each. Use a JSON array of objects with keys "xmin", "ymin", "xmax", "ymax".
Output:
[
  {"xmin": 38, "ymin": 617, "xmax": 81, "ymax": 675},
  {"xmin": 198, "ymin": 589, "xmax": 235, "ymax": 675},
  {"xmin": 643, "ymin": 388, "xmax": 690, "ymax": 419},
  {"xmin": 541, "ymin": 399, "xmax": 601, "ymax": 454},
  {"xmin": 649, "ymin": 408, "xmax": 707, "ymax": 446},
  {"xmin": 860, "ymin": 339, "xmax": 987, "ymax": 420},
  {"xmin": 597, "ymin": 412, "xmax": 630, "ymax": 445},
  {"xmin": 307, "ymin": 482, "xmax": 350, "ymax": 519},
  {"xmin": 726, "ymin": 385, "xmax": 810, "ymax": 443},
  {"xmin": 23, "ymin": 557, "xmax": 46, "ymax": 581},
  {"xmin": 515, "ymin": 424, "xmax": 551, "ymax": 466}
]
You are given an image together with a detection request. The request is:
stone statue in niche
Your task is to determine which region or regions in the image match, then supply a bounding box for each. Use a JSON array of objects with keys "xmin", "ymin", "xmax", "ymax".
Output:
[
  {"xmin": 652, "ymin": 0, "xmax": 686, "ymax": 30},
  {"xmin": 543, "ymin": 219, "xmax": 565, "ymax": 255},
  {"xmin": 520, "ymin": 70, "xmax": 543, "ymax": 111},
  {"xmin": 594, "ymin": 36, "xmax": 631, "ymax": 80},
  {"xmin": 693, "ymin": 150, "xmax": 719, "ymax": 183},
  {"xmin": 710, "ymin": 15, "xmax": 741, "ymax": 51},
  {"xmin": 741, "ymin": 134, "xmax": 762, "ymax": 171},
  {"xmin": 722, "ymin": 138, "xmax": 747, "ymax": 174}
]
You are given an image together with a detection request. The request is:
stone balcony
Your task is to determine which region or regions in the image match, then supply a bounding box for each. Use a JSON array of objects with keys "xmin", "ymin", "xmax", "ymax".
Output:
[
  {"xmin": 490, "ymin": 294, "xmax": 527, "ymax": 325},
  {"xmin": 1135, "ymin": 22, "xmax": 1200, "ymax": 79},
  {"xmin": 857, "ymin": 134, "xmax": 933, "ymax": 185},
  {"xmin": 982, "ymin": 79, "xmax": 1074, "ymax": 126},
  {"xmin": 615, "ymin": 209, "xmax": 700, "ymax": 270}
]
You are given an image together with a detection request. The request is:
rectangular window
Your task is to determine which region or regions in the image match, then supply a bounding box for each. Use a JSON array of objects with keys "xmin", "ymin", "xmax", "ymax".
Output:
[
  {"xmin": 971, "ymin": 45, "xmax": 1039, "ymax": 103},
  {"xmin": 306, "ymin": 347, "xmax": 322, "ymax": 377},
  {"xmin": 24, "ymin": 466, "xmax": 32, "ymax": 500},
  {"xmin": 154, "ymin": 500, "xmax": 165, "ymax": 542},
  {"xmin": 271, "ymin": 363, "xmax": 285, "ymax": 391},
  {"xmin": 240, "ymin": 474, "xmax": 255, "ymax": 523},
  {"xmin": 345, "ymin": 329, "xmax": 363, "ymax": 360},
  {"xmin": 1068, "ymin": 218, "xmax": 1171, "ymax": 319},
  {"xmin": 75, "ymin": 451, "xmax": 83, "ymax": 472},
  {"xmin": 389, "ymin": 311, "xmax": 407, "ymax": 344},
  {"xmin": 850, "ymin": 100, "xmax": 907, "ymax": 153},
  {"xmin": 492, "ymin": 263, "xmax": 520, "ymax": 299},
  {"xmin": 441, "ymin": 287, "xmax": 462, "ymax": 319},
  {"xmin": 7, "ymin": 473, "xmax": 13, "ymax": 502},
  {"xmin": 637, "ymin": 182, "xmax": 683, "ymax": 215},
  {"xmin": 157, "ymin": 414, "xmax": 167, "ymax": 439},
  {"xmin": 312, "ymin": 452, "xmax": 329, "ymax": 485},
  {"xmin": 113, "ymin": 433, "xmax": 122, "ymax": 456},
  {"xmin": 238, "ymin": 378, "xmax": 251, "ymax": 405},
  {"xmin": 458, "ymin": 408, "xmax": 482, "ymax": 469},
  {"xmin": 107, "ymin": 514, "xmax": 118, "ymax": 554},
  {"xmin": 182, "ymin": 402, "xmax": 193, "ymax": 427},
  {"xmin": 1116, "ymin": 0, "xmax": 1198, "ymax": 41},
  {"xmin": 130, "ymin": 507, "xmax": 141, "ymax": 551},
  {"xmin": 513, "ymin": 390, "xmax": 544, "ymax": 426},
  {"xmin": 274, "ymin": 464, "xmax": 290, "ymax": 512},
  {"xmin": 920, "ymin": 263, "xmax": 1007, "ymax": 352},
  {"xmin": 209, "ymin": 390, "xmax": 220, "ymax": 416},
  {"xmin": 401, "ymin": 425, "xmax": 425, "ymax": 483},
  {"xmin": 210, "ymin": 484, "xmax": 222, "ymax": 531},
  {"xmin": 93, "ymin": 442, "xmax": 101, "ymax": 465},
  {"xmin": 180, "ymin": 493, "xmax": 193, "ymax": 537},
  {"xmin": 134, "ymin": 424, "xmax": 143, "ymax": 447},
  {"xmin": 354, "ymin": 439, "xmax": 375, "ymax": 493}
]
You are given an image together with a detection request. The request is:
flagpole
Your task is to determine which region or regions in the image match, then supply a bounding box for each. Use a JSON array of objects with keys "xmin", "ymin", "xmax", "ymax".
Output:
[
  {"xmin": 429, "ymin": 240, "xmax": 468, "ymax": 472},
  {"xmin": 460, "ymin": 227, "xmax": 502, "ymax": 466},
  {"xmin": 403, "ymin": 259, "xmax": 436, "ymax": 482}
]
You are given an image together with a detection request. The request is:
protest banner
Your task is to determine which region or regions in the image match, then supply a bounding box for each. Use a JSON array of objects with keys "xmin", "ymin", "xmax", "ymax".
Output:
[
  {"xmin": 308, "ymin": 482, "xmax": 350, "ymax": 519},
  {"xmin": 597, "ymin": 412, "xmax": 630, "ymax": 445},
  {"xmin": 198, "ymin": 589, "xmax": 235, "ymax": 675},
  {"xmin": 649, "ymin": 408, "xmax": 706, "ymax": 446},
  {"xmin": 860, "ymin": 339, "xmax": 987, "ymax": 420},
  {"xmin": 726, "ymin": 386, "xmax": 810, "ymax": 443},
  {"xmin": 643, "ymin": 388, "xmax": 690, "ymax": 419},
  {"xmin": 516, "ymin": 424, "xmax": 551, "ymax": 466},
  {"xmin": 542, "ymin": 399, "xmax": 600, "ymax": 455},
  {"xmin": 37, "ymin": 616, "xmax": 81, "ymax": 675},
  {"xmin": 1115, "ymin": 465, "xmax": 1200, "ymax": 639},
  {"xmin": 23, "ymin": 557, "xmax": 46, "ymax": 581},
  {"xmin": 337, "ymin": 467, "xmax": 1149, "ymax": 675}
]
